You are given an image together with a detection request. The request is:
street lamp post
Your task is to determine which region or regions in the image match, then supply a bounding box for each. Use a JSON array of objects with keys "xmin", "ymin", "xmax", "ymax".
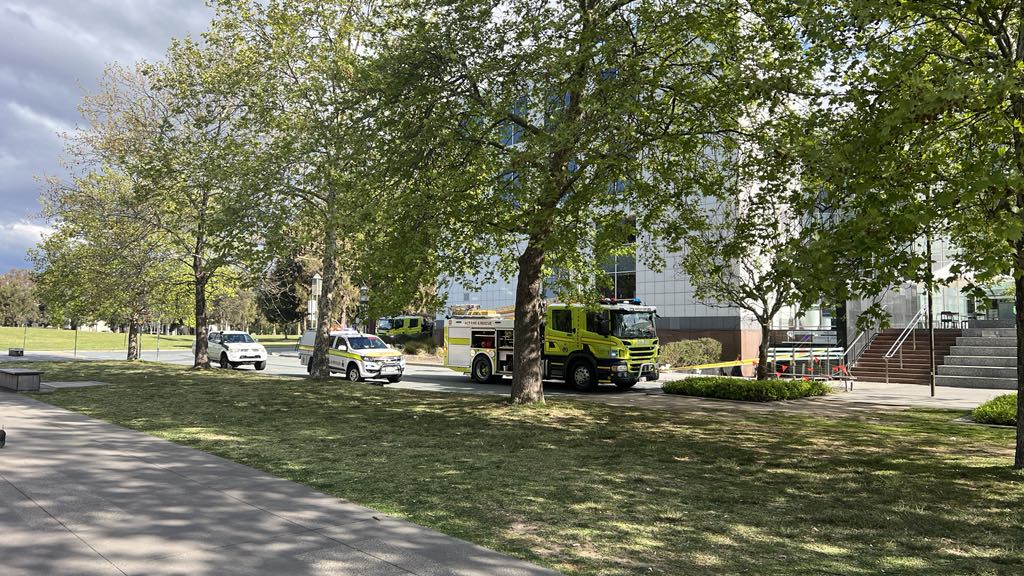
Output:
[{"xmin": 309, "ymin": 273, "xmax": 323, "ymax": 330}]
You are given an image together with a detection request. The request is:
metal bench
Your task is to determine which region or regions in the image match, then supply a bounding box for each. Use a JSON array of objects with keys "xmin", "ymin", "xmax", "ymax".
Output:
[{"xmin": 0, "ymin": 368, "xmax": 42, "ymax": 391}]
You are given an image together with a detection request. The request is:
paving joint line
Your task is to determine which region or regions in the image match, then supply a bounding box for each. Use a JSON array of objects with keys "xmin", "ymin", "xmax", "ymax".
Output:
[
  {"xmin": 13, "ymin": 398, "xmax": 418, "ymax": 570},
  {"xmin": 0, "ymin": 470, "xmax": 129, "ymax": 576}
]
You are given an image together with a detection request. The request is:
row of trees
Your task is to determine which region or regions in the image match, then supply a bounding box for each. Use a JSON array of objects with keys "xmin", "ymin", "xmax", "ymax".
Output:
[
  {"xmin": 32, "ymin": 0, "xmax": 1024, "ymax": 466},
  {"xmin": 0, "ymin": 269, "xmax": 40, "ymax": 326}
]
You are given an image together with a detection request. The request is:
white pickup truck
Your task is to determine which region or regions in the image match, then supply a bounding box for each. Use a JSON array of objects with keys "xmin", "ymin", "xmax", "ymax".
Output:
[{"xmin": 196, "ymin": 330, "xmax": 268, "ymax": 370}]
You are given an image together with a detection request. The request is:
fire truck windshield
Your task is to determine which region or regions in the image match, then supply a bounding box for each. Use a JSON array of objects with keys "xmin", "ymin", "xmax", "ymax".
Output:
[{"xmin": 611, "ymin": 311, "xmax": 656, "ymax": 339}]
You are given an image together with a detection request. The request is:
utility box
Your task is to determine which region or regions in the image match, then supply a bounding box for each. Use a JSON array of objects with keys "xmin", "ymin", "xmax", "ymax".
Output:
[{"xmin": 0, "ymin": 368, "xmax": 42, "ymax": 391}]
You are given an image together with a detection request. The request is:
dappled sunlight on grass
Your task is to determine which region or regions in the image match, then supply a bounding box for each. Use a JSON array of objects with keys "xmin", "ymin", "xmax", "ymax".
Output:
[{"xmin": 8, "ymin": 359, "xmax": 1024, "ymax": 575}]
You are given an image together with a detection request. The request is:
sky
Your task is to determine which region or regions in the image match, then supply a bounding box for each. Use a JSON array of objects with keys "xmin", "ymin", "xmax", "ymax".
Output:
[{"xmin": 0, "ymin": 0, "xmax": 214, "ymax": 273}]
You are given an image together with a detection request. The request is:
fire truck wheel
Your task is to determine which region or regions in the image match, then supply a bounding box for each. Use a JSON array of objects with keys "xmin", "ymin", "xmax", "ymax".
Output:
[
  {"xmin": 568, "ymin": 360, "xmax": 597, "ymax": 391},
  {"xmin": 615, "ymin": 380, "xmax": 637, "ymax": 389},
  {"xmin": 471, "ymin": 355, "xmax": 493, "ymax": 383}
]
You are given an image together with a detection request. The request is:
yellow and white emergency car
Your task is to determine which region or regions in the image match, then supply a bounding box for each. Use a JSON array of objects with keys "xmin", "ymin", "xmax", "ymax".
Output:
[{"xmin": 298, "ymin": 329, "xmax": 406, "ymax": 383}]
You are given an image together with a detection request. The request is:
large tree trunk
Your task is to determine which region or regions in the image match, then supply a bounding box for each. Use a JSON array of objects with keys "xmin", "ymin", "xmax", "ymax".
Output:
[
  {"xmin": 311, "ymin": 225, "xmax": 338, "ymax": 378},
  {"xmin": 756, "ymin": 321, "xmax": 770, "ymax": 380},
  {"xmin": 126, "ymin": 321, "xmax": 141, "ymax": 361},
  {"xmin": 510, "ymin": 240, "xmax": 547, "ymax": 404},
  {"xmin": 1014, "ymin": 244, "xmax": 1023, "ymax": 469},
  {"xmin": 193, "ymin": 275, "xmax": 211, "ymax": 368}
]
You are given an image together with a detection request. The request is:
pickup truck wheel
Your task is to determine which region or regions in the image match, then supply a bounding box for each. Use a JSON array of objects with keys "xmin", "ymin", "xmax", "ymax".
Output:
[
  {"xmin": 220, "ymin": 353, "xmax": 232, "ymax": 370},
  {"xmin": 568, "ymin": 360, "xmax": 597, "ymax": 391},
  {"xmin": 255, "ymin": 361, "xmax": 266, "ymax": 371},
  {"xmin": 386, "ymin": 375, "xmax": 402, "ymax": 383},
  {"xmin": 346, "ymin": 363, "xmax": 363, "ymax": 382}
]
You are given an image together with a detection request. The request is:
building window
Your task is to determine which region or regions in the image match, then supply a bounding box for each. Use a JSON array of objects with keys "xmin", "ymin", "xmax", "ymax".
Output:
[
  {"xmin": 601, "ymin": 254, "xmax": 636, "ymax": 300},
  {"xmin": 599, "ymin": 216, "xmax": 637, "ymax": 300}
]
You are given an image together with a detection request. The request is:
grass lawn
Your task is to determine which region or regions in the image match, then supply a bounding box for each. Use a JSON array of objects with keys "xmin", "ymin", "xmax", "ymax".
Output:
[
  {"xmin": 11, "ymin": 360, "xmax": 1024, "ymax": 575},
  {"xmin": 0, "ymin": 326, "xmax": 194, "ymax": 352},
  {"xmin": 251, "ymin": 333, "xmax": 302, "ymax": 346}
]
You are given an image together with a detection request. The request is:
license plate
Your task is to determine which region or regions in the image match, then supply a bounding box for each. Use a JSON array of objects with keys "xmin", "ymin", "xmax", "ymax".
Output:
[{"xmin": 381, "ymin": 367, "xmax": 400, "ymax": 375}]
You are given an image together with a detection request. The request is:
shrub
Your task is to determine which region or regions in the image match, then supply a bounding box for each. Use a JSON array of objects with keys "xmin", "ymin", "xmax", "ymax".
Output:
[
  {"xmin": 971, "ymin": 394, "xmax": 1018, "ymax": 426},
  {"xmin": 400, "ymin": 336, "xmax": 437, "ymax": 356},
  {"xmin": 658, "ymin": 338, "xmax": 722, "ymax": 368},
  {"xmin": 662, "ymin": 376, "xmax": 830, "ymax": 402}
]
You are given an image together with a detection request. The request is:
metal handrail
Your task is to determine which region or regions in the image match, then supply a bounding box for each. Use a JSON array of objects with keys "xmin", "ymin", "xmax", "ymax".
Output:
[{"xmin": 883, "ymin": 308, "xmax": 926, "ymax": 384}]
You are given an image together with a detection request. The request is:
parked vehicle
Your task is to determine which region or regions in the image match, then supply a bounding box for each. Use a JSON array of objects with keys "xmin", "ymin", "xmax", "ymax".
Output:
[
  {"xmin": 376, "ymin": 315, "xmax": 433, "ymax": 340},
  {"xmin": 298, "ymin": 328, "xmax": 405, "ymax": 383},
  {"xmin": 443, "ymin": 298, "xmax": 660, "ymax": 391},
  {"xmin": 195, "ymin": 331, "xmax": 268, "ymax": 370}
]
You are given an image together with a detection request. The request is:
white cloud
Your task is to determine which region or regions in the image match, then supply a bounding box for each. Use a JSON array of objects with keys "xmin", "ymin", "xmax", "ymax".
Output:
[
  {"xmin": 0, "ymin": 220, "xmax": 50, "ymax": 269},
  {"xmin": 7, "ymin": 100, "xmax": 72, "ymax": 136},
  {"xmin": 0, "ymin": 219, "xmax": 50, "ymax": 245}
]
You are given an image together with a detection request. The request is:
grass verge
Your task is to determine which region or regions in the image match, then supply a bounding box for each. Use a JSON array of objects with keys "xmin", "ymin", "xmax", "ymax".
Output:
[
  {"xmin": 663, "ymin": 376, "xmax": 831, "ymax": 401},
  {"xmin": 9, "ymin": 360, "xmax": 1024, "ymax": 576},
  {"xmin": 0, "ymin": 326, "xmax": 194, "ymax": 351}
]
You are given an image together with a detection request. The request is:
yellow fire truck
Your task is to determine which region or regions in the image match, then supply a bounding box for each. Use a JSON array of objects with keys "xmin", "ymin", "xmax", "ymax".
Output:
[{"xmin": 443, "ymin": 298, "xmax": 660, "ymax": 390}]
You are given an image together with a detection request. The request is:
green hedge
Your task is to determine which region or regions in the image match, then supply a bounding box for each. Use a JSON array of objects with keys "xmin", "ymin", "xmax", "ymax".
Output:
[
  {"xmin": 400, "ymin": 335, "xmax": 438, "ymax": 356},
  {"xmin": 662, "ymin": 376, "xmax": 830, "ymax": 402},
  {"xmin": 658, "ymin": 338, "xmax": 722, "ymax": 368},
  {"xmin": 971, "ymin": 394, "xmax": 1018, "ymax": 426}
]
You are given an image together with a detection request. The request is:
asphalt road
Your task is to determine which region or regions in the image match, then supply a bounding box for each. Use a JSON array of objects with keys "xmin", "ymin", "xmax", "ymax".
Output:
[{"xmin": 42, "ymin": 348, "xmax": 666, "ymax": 398}]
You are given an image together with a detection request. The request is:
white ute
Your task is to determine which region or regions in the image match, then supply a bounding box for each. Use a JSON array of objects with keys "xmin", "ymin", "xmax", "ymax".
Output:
[
  {"xmin": 298, "ymin": 329, "xmax": 405, "ymax": 382},
  {"xmin": 195, "ymin": 330, "xmax": 268, "ymax": 370}
]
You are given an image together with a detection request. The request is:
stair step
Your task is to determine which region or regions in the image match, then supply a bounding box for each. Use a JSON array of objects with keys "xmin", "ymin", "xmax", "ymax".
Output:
[
  {"xmin": 943, "ymin": 355, "xmax": 1018, "ymax": 367},
  {"xmin": 963, "ymin": 328, "xmax": 1017, "ymax": 338},
  {"xmin": 948, "ymin": 346, "xmax": 1017, "ymax": 357},
  {"xmin": 937, "ymin": 365, "xmax": 1019, "ymax": 378},
  {"xmin": 934, "ymin": 375, "xmax": 1018, "ymax": 390},
  {"xmin": 957, "ymin": 336, "xmax": 1017, "ymax": 347},
  {"xmin": 853, "ymin": 375, "xmax": 933, "ymax": 382}
]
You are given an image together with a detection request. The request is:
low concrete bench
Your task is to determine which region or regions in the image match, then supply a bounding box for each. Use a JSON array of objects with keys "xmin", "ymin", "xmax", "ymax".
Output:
[
  {"xmin": 8, "ymin": 348, "xmax": 24, "ymax": 357},
  {"xmin": 0, "ymin": 368, "xmax": 42, "ymax": 392}
]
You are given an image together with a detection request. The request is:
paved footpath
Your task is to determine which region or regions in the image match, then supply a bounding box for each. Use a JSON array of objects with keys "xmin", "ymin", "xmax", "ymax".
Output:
[{"xmin": 0, "ymin": 392, "xmax": 558, "ymax": 576}]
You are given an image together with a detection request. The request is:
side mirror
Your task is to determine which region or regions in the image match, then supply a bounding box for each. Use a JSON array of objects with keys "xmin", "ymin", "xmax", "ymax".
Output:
[{"xmin": 337, "ymin": 344, "xmax": 347, "ymax": 351}]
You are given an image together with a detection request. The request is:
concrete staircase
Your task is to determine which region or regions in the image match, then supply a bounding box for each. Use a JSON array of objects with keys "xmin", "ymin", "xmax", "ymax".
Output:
[
  {"xmin": 851, "ymin": 329, "xmax": 961, "ymax": 385},
  {"xmin": 936, "ymin": 328, "xmax": 1019, "ymax": 390}
]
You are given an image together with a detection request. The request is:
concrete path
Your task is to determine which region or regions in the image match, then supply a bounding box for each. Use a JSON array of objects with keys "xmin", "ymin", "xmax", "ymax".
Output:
[{"xmin": 0, "ymin": 392, "xmax": 558, "ymax": 576}]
